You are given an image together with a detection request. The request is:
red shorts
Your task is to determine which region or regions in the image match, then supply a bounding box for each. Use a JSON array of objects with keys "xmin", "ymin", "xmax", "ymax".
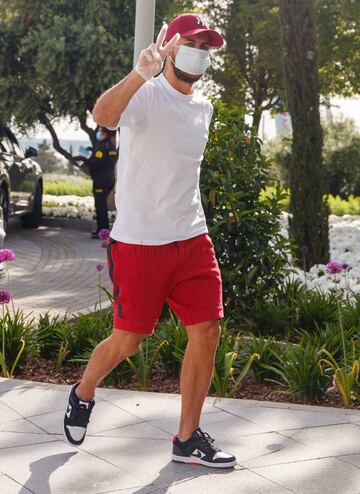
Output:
[{"xmin": 106, "ymin": 233, "xmax": 224, "ymax": 334}]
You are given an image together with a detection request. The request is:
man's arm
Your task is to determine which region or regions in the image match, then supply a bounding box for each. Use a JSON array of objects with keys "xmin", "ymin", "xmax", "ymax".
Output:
[
  {"xmin": 92, "ymin": 70, "xmax": 145, "ymax": 129},
  {"xmin": 92, "ymin": 24, "xmax": 179, "ymax": 130}
]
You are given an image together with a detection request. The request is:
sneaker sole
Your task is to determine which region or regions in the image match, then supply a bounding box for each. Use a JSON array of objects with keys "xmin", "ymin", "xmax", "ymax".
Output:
[{"xmin": 171, "ymin": 453, "xmax": 237, "ymax": 468}]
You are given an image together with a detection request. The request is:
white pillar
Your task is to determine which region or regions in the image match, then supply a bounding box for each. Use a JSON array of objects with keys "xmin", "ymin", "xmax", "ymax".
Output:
[{"xmin": 133, "ymin": 0, "xmax": 156, "ymax": 68}]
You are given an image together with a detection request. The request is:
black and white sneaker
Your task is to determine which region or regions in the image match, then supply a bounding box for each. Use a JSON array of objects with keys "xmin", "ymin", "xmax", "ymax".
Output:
[
  {"xmin": 171, "ymin": 427, "xmax": 237, "ymax": 468},
  {"xmin": 63, "ymin": 382, "xmax": 95, "ymax": 445}
]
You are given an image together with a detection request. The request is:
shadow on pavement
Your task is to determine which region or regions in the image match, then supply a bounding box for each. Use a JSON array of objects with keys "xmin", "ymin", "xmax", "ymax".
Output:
[
  {"xmin": 130, "ymin": 460, "xmax": 238, "ymax": 493},
  {"xmin": 19, "ymin": 452, "xmax": 77, "ymax": 494}
]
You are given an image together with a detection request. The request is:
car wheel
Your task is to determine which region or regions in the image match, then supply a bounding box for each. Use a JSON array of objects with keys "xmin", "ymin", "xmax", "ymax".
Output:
[
  {"xmin": 0, "ymin": 187, "xmax": 9, "ymax": 232},
  {"xmin": 21, "ymin": 180, "xmax": 43, "ymax": 228}
]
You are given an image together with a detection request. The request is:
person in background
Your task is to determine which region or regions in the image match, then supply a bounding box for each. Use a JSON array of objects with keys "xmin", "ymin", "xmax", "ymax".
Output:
[{"xmin": 76, "ymin": 126, "xmax": 117, "ymax": 238}]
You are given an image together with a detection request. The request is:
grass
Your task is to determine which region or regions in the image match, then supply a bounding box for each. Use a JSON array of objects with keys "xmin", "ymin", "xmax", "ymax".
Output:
[{"xmin": 43, "ymin": 173, "xmax": 92, "ymax": 196}]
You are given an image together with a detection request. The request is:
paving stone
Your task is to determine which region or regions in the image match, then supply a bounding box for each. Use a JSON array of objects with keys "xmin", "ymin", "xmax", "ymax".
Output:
[
  {"xmin": 0, "ymin": 473, "xmax": 32, "ymax": 494},
  {"xmin": 28, "ymin": 399, "xmax": 143, "ymax": 435},
  {"xmin": 228, "ymin": 431, "xmax": 324, "ymax": 469},
  {"xmin": 92, "ymin": 421, "xmax": 171, "ymax": 440},
  {"xmin": 0, "ymin": 400, "xmax": 24, "ymax": 424},
  {"xmin": 0, "ymin": 431, "xmax": 57, "ymax": 450},
  {"xmin": 251, "ymin": 456, "xmax": 360, "ymax": 494},
  {"xmin": 147, "ymin": 409, "xmax": 267, "ymax": 439},
  {"xmin": 281, "ymin": 422, "xmax": 360, "ymax": 456},
  {"xmin": 100, "ymin": 393, "xmax": 218, "ymax": 422},
  {"xmin": 167, "ymin": 467, "xmax": 293, "ymax": 494},
  {"xmin": 0, "ymin": 440, "xmax": 142, "ymax": 494},
  {"xmin": 337, "ymin": 452, "xmax": 360, "ymax": 469},
  {"xmin": 0, "ymin": 387, "xmax": 70, "ymax": 417},
  {"xmin": 212, "ymin": 404, "xmax": 358, "ymax": 432},
  {"xmin": 256, "ymin": 400, "xmax": 360, "ymax": 416},
  {"xmin": 0, "ymin": 418, "xmax": 45, "ymax": 434},
  {"xmin": 75, "ymin": 434, "xmax": 213, "ymax": 486},
  {"xmin": 209, "ymin": 396, "xmax": 260, "ymax": 408},
  {"xmin": 0, "ymin": 378, "xmax": 59, "ymax": 392}
]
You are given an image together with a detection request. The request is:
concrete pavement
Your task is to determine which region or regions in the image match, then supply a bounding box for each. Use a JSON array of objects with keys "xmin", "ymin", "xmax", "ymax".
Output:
[{"xmin": 0, "ymin": 378, "xmax": 359, "ymax": 493}]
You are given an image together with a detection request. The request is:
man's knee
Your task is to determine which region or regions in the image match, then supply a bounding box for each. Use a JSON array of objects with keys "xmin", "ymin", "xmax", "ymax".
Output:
[
  {"xmin": 185, "ymin": 319, "xmax": 221, "ymax": 347},
  {"xmin": 110, "ymin": 329, "xmax": 146, "ymax": 358}
]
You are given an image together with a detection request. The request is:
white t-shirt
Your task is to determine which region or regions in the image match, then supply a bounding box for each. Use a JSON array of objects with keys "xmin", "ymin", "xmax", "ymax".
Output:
[{"xmin": 108, "ymin": 72, "xmax": 213, "ymax": 245}]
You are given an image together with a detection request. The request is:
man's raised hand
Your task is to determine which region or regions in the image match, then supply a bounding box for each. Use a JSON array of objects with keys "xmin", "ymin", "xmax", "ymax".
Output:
[{"xmin": 134, "ymin": 23, "xmax": 180, "ymax": 82}]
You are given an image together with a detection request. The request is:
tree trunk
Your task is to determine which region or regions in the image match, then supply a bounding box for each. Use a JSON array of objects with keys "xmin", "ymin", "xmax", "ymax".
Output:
[{"xmin": 279, "ymin": 0, "xmax": 330, "ymax": 269}]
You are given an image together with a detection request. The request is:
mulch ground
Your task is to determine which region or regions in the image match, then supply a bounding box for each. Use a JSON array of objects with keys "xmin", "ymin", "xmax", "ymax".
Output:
[{"xmin": 15, "ymin": 357, "xmax": 360, "ymax": 411}]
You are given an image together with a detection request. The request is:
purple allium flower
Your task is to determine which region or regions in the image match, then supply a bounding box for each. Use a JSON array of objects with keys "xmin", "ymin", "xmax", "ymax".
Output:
[
  {"xmin": 299, "ymin": 245, "xmax": 309, "ymax": 254},
  {"xmin": 342, "ymin": 263, "xmax": 352, "ymax": 271},
  {"xmin": 100, "ymin": 240, "xmax": 108, "ymax": 249},
  {"xmin": 325, "ymin": 261, "xmax": 343, "ymax": 275},
  {"xmin": 98, "ymin": 229, "xmax": 110, "ymax": 240},
  {"xmin": 0, "ymin": 290, "xmax": 11, "ymax": 304},
  {"xmin": 96, "ymin": 263, "xmax": 104, "ymax": 272},
  {"xmin": 0, "ymin": 248, "xmax": 16, "ymax": 263}
]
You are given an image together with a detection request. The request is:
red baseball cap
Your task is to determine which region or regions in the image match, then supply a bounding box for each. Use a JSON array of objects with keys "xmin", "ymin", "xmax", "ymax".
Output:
[{"xmin": 165, "ymin": 13, "xmax": 224, "ymax": 48}]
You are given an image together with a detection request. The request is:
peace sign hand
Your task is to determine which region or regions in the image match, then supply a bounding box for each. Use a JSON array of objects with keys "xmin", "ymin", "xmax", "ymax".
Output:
[{"xmin": 134, "ymin": 23, "xmax": 180, "ymax": 81}]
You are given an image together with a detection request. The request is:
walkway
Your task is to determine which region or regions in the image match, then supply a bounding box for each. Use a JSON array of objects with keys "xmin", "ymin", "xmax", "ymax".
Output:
[
  {"xmin": 3, "ymin": 222, "xmax": 111, "ymax": 317},
  {"xmin": 0, "ymin": 378, "xmax": 359, "ymax": 493}
]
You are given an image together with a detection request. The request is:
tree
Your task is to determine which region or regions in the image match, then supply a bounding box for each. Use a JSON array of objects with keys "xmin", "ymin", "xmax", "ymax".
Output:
[
  {"xmin": 0, "ymin": 0, "xmax": 192, "ymax": 162},
  {"xmin": 203, "ymin": 0, "xmax": 360, "ymax": 130},
  {"xmin": 204, "ymin": 0, "xmax": 284, "ymax": 131},
  {"xmin": 0, "ymin": 0, "xmax": 135, "ymax": 161},
  {"xmin": 36, "ymin": 140, "xmax": 64, "ymax": 173},
  {"xmin": 317, "ymin": 0, "xmax": 360, "ymax": 97},
  {"xmin": 279, "ymin": 0, "xmax": 330, "ymax": 268}
]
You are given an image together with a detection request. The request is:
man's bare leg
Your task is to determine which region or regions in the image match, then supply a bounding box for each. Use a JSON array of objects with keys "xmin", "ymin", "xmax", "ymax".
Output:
[
  {"xmin": 177, "ymin": 319, "xmax": 220, "ymax": 440},
  {"xmin": 76, "ymin": 329, "xmax": 146, "ymax": 400}
]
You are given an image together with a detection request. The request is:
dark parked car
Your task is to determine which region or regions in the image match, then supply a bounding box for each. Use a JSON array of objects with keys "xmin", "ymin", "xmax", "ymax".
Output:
[{"xmin": 0, "ymin": 123, "xmax": 43, "ymax": 234}]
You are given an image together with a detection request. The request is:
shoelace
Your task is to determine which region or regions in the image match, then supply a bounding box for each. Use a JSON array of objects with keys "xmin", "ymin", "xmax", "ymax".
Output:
[
  {"xmin": 195, "ymin": 430, "xmax": 221, "ymax": 454},
  {"xmin": 72, "ymin": 402, "xmax": 94, "ymax": 427}
]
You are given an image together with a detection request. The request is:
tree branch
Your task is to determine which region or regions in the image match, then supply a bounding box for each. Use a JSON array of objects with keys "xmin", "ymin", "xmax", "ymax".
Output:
[
  {"xmin": 40, "ymin": 115, "xmax": 77, "ymax": 165},
  {"xmin": 78, "ymin": 113, "xmax": 96, "ymax": 146}
]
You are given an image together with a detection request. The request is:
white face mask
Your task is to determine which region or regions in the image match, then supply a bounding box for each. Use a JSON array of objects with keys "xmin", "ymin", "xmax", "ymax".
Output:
[{"xmin": 172, "ymin": 44, "xmax": 211, "ymax": 76}]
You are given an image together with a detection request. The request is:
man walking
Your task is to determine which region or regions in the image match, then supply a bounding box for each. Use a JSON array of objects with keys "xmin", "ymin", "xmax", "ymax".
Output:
[{"xmin": 63, "ymin": 13, "xmax": 237, "ymax": 468}]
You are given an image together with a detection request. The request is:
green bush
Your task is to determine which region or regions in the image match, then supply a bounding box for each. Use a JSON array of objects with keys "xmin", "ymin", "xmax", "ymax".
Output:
[
  {"xmin": 126, "ymin": 337, "xmax": 166, "ymax": 391},
  {"xmin": 201, "ymin": 101, "xmax": 293, "ymax": 319},
  {"xmin": 261, "ymin": 340, "xmax": 333, "ymax": 403},
  {"xmin": 210, "ymin": 318, "xmax": 259, "ymax": 398},
  {"xmin": 239, "ymin": 279, "xmax": 354, "ymax": 341},
  {"xmin": 103, "ymin": 361, "xmax": 135, "ymax": 386},
  {"xmin": 43, "ymin": 173, "xmax": 92, "ymax": 196},
  {"xmin": 245, "ymin": 334, "xmax": 285, "ymax": 384},
  {"xmin": 0, "ymin": 309, "xmax": 38, "ymax": 375},
  {"xmin": 35, "ymin": 312, "xmax": 69, "ymax": 359},
  {"xmin": 62, "ymin": 310, "xmax": 113, "ymax": 363},
  {"xmin": 298, "ymin": 323, "xmax": 347, "ymax": 363}
]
